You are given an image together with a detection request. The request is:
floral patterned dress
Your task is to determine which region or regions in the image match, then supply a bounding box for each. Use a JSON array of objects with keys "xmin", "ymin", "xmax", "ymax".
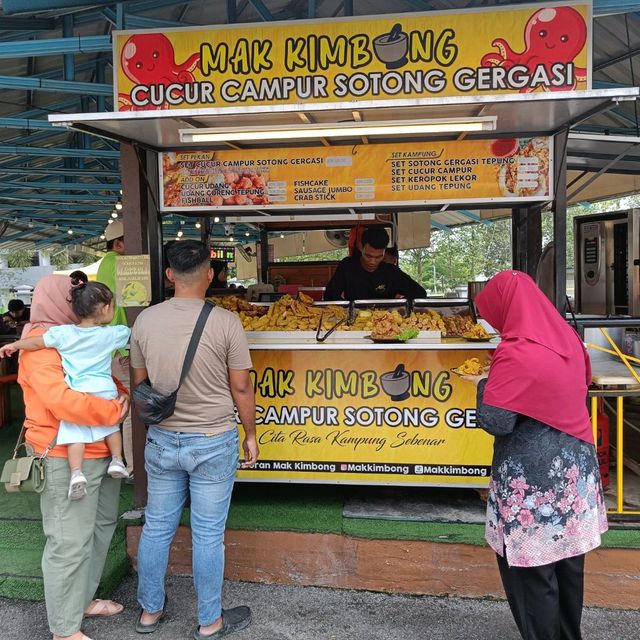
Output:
[{"xmin": 477, "ymin": 380, "xmax": 608, "ymax": 568}]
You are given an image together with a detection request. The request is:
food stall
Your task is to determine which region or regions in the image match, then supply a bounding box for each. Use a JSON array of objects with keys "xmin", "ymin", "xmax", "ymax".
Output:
[
  {"xmin": 48, "ymin": 1, "xmax": 639, "ymax": 499},
  {"xmin": 213, "ymin": 293, "xmax": 496, "ymax": 486}
]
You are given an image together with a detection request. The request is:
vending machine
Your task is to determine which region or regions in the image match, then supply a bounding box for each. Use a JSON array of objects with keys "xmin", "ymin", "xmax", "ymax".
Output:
[{"xmin": 574, "ymin": 210, "xmax": 640, "ymax": 316}]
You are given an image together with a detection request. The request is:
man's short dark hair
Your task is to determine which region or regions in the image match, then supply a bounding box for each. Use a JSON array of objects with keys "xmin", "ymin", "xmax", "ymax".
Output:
[
  {"xmin": 163, "ymin": 240, "xmax": 177, "ymax": 272},
  {"xmin": 7, "ymin": 299, "xmax": 24, "ymax": 313},
  {"xmin": 167, "ymin": 240, "xmax": 210, "ymax": 274},
  {"xmin": 361, "ymin": 227, "xmax": 389, "ymax": 250},
  {"xmin": 106, "ymin": 238, "xmax": 122, "ymax": 251}
]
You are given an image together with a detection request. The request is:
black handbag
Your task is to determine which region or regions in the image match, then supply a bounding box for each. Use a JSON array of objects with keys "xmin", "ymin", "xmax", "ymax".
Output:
[
  {"xmin": 1, "ymin": 426, "xmax": 56, "ymax": 494},
  {"xmin": 133, "ymin": 301, "xmax": 214, "ymax": 425}
]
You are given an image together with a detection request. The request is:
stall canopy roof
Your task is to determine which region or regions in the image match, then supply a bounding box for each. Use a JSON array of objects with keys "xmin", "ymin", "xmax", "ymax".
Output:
[{"xmin": 49, "ymin": 89, "xmax": 639, "ymax": 152}]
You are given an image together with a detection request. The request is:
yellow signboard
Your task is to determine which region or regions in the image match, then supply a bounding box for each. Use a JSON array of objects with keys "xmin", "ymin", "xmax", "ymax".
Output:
[
  {"xmin": 115, "ymin": 255, "xmax": 152, "ymax": 307},
  {"xmin": 236, "ymin": 349, "xmax": 494, "ymax": 486},
  {"xmin": 114, "ymin": 2, "xmax": 591, "ymax": 111},
  {"xmin": 160, "ymin": 137, "xmax": 552, "ymax": 211}
]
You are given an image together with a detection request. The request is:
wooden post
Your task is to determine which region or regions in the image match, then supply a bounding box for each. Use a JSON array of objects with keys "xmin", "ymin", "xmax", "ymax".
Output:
[{"xmin": 120, "ymin": 142, "xmax": 160, "ymax": 507}]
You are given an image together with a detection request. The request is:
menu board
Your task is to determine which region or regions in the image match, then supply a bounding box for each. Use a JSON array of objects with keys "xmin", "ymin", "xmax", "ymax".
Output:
[
  {"xmin": 114, "ymin": 2, "xmax": 591, "ymax": 110},
  {"xmin": 115, "ymin": 255, "xmax": 152, "ymax": 307},
  {"xmin": 160, "ymin": 137, "xmax": 553, "ymax": 211}
]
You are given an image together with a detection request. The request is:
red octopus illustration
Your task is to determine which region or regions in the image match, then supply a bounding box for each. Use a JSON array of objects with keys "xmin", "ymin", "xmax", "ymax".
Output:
[
  {"xmin": 118, "ymin": 33, "xmax": 200, "ymax": 110},
  {"xmin": 481, "ymin": 6, "xmax": 587, "ymax": 92}
]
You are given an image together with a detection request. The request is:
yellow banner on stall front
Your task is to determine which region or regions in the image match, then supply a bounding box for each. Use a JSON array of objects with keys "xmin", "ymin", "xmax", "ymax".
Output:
[
  {"xmin": 236, "ymin": 349, "xmax": 494, "ymax": 486},
  {"xmin": 160, "ymin": 137, "xmax": 552, "ymax": 210},
  {"xmin": 114, "ymin": 2, "xmax": 591, "ymax": 111}
]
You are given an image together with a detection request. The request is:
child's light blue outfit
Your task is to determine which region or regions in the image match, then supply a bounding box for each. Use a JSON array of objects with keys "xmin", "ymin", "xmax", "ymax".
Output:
[{"xmin": 43, "ymin": 324, "xmax": 131, "ymax": 445}]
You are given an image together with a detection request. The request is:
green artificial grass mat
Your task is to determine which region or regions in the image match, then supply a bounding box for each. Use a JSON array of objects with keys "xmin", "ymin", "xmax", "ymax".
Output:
[
  {"xmin": 342, "ymin": 519, "xmax": 487, "ymax": 545},
  {"xmin": 600, "ymin": 528, "xmax": 640, "ymax": 549},
  {"xmin": 0, "ymin": 576, "xmax": 44, "ymax": 602},
  {"xmin": 0, "ymin": 518, "xmax": 131, "ymax": 601},
  {"xmin": 226, "ymin": 483, "xmax": 344, "ymax": 533}
]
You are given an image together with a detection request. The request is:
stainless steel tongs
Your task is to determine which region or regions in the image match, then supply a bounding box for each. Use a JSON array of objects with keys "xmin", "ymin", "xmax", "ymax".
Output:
[{"xmin": 315, "ymin": 303, "xmax": 355, "ymax": 342}]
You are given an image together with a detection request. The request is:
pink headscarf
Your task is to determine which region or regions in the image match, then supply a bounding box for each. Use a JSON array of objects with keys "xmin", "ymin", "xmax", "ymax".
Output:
[
  {"xmin": 21, "ymin": 275, "xmax": 78, "ymax": 338},
  {"xmin": 475, "ymin": 270, "xmax": 593, "ymax": 443}
]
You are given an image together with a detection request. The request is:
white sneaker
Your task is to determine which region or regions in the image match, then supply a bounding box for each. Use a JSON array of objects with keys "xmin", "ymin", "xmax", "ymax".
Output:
[
  {"xmin": 107, "ymin": 457, "xmax": 129, "ymax": 479},
  {"xmin": 68, "ymin": 471, "xmax": 87, "ymax": 500}
]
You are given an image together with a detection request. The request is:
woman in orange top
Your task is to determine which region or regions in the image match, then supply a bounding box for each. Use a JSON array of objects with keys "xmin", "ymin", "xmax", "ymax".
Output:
[{"xmin": 19, "ymin": 275, "xmax": 130, "ymax": 640}]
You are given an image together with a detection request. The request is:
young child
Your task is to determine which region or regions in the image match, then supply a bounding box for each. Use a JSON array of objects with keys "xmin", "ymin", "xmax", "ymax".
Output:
[{"xmin": 0, "ymin": 279, "xmax": 130, "ymax": 500}]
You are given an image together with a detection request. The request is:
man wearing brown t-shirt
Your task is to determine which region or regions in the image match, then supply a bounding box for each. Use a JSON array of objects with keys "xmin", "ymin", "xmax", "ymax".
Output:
[{"xmin": 130, "ymin": 240, "xmax": 258, "ymax": 639}]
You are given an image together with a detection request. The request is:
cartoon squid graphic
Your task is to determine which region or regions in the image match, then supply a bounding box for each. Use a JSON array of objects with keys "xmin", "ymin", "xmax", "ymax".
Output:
[
  {"xmin": 481, "ymin": 6, "xmax": 587, "ymax": 92},
  {"xmin": 118, "ymin": 33, "xmax": 201, "ymax": 110}
]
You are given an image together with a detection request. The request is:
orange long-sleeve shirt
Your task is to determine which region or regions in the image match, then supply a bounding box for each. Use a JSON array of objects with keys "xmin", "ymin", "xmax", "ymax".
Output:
[{"xmin": 19, "ymin": 328, "xmax": 126, "ymax": 458}]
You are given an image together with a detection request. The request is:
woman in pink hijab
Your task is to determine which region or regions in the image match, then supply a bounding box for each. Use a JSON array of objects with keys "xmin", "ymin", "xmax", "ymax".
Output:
[
  {"xmin": 462, "ymin": 270, "xmax": 607, "ymax": 640},
  {"xmin": 19, "ymin": 276, "xmax": 130, "ymax": 640}
]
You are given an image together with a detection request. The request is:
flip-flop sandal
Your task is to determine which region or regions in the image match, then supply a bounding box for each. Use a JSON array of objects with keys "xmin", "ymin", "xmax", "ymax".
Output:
[{"xmin": 84, "ymin": 599, "xmax": 125, "ymax": 617}]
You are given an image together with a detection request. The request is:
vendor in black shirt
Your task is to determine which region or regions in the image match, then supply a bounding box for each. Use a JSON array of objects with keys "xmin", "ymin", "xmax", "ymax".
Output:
[{"xmin": 324, "ymin": 227, "xmax": 426, "ymax": 300}]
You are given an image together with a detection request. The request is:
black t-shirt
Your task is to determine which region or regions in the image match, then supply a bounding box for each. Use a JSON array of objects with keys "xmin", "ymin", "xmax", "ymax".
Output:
[{"xmin": 324, "ymin": 256, "xmax": 426, "ymax": 300}]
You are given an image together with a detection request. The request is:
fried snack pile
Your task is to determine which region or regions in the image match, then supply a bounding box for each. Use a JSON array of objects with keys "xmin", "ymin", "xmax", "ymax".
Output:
[
  {"xmin": 370, "ymin": 310, "xmax": 404, "ymax": 339},
  {"xmin": 345, "ymin": 309, "xmax": 373, "ymax": 331},
  {"xmin": 218, "ymin": 293, "xmax": 480, "ymax": 337},
  {"xmin": 462, "ymin": 323, "xmax": 491, "ymax": 339},
  {"xmin": 239, "ymin": 293, "xmax": 347, "ymax": 331},
  {"xmin": 442, "ymin": 314, "xmax": 476, "ymax": 336},
  {"xmin": 454, "ymin": 357, "xmax": 487, "ymax": 376},
  {"xmin": 402, "ymin": 310, "xmax": 445, "ymax": 333},
  {"xmin": 213, "ymin": 295, "xmax": 267, "ymax": 317}
]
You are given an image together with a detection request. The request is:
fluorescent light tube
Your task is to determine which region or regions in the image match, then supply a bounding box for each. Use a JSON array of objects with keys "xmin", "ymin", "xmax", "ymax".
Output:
[
  {"xmin": 225, "ymin": 214, "xmax": 377, "ymax": 223},
  {"xmin": 180, "ymin": 117, "xmax": 497, "ymax": 144}
]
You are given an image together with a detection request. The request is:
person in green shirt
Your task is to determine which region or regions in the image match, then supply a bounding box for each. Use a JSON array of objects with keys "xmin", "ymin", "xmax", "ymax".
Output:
[{"xmin": 96, "ymin": 220, "xmax": 134, "ymax": 476}]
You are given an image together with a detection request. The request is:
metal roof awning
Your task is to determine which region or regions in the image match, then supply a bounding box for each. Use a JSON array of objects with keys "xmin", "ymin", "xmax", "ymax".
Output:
[
  {"xmin": 49, "ymin": 89, "xmax": 639, "ymax": 151},
  {"xmin": 568, "ymin": 132, "xmax": 640, "ymax": 174},
  {"xmin": 567, "ymin": 132, "xmax": 640, "ymax": 203}
]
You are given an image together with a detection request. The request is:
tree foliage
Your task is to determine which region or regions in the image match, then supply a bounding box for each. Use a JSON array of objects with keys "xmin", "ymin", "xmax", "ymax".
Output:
[
  {"xmin": 7, "ymin": 249, "xmax": 34, "ymax": 269},
  {"xmin": 400, "ymin": 220, "xmax": 513, "ymax": 293}
]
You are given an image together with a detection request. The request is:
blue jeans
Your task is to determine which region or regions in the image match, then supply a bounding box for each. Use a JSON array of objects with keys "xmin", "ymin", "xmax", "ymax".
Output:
[{"xmin": 137, "ymin": 426, "xmax": 239, "ymax": 626}]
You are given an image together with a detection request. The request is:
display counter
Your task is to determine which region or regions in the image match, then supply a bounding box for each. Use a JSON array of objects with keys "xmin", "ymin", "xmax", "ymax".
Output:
[{"xmin": 238, "ymin": 333, "xmax": 497, "ymax": 487}]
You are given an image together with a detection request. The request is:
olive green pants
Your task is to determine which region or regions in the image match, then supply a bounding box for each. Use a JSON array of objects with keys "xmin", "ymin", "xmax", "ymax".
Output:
[{"xmin": 40, "ymin": 456, "xmax": 121, "ymax": 636}]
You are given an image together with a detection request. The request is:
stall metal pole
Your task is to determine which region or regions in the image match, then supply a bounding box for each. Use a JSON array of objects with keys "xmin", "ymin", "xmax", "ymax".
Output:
[
  {"xmin": 200, "ymin": 216, "xmax": 211, "ymax": 246},
  {"xmin": 511, "ymin": 206, "xmax": 542, "ymax": 277},
  {"xmin": 553, "ymin": 130, "xmax": 568, "ymax": 312},
  {"xmin": 259, "ymin": 229, "xmax": 269, "ymax": 284},
  {"xmin": 120, "ymin": 142, "xmax": 150, "ymax": 507},
  {"xmin": 616, "ymin": 395, "xmax": 624, "ymax": 513}
]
